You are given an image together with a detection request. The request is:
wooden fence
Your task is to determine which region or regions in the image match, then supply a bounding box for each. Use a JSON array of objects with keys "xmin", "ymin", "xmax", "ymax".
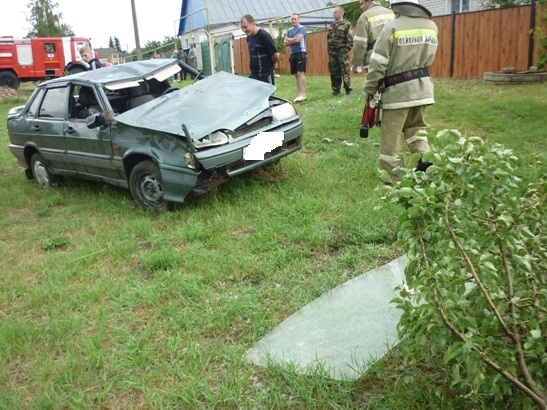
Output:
[{"xmin": 233, "ymin": 5, "xmax": 543, "ymax": 79}]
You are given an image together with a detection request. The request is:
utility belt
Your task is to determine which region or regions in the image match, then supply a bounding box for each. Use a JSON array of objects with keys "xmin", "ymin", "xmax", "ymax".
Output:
[{"xmin": 384, "ymin": 67, "xmax": 430, "ymax": 89}]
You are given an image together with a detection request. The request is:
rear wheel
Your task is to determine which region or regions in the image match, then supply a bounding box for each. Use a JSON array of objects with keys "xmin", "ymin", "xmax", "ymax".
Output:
[
  {"xmin": 31, "ymin": 153, "xmax": 56, "ymax": 188},
  {"xmin": 0, "ymin": 71, "xmax": 20, "ymax": 89},
  {"xmin": 129, "ymin": 160, "xmax": 168, "ymax": 211}
]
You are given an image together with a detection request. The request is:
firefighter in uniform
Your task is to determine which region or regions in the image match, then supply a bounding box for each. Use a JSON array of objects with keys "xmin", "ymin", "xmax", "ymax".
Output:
[
  {"xmin": 362, "ymin": 0, "xmax": 438, "ymax": 183},
  {"xmin": 327, "ymin": 6, "xmax": 353, "ymax": 95},
  {"xmin": 351, "ymin": 0, "xmax": 394, "ymax": 73}
]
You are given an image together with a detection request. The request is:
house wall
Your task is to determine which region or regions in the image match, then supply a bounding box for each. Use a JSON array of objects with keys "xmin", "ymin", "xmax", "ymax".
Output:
[
  {"xmin": 421, "ymin": 0, "xmax": 449, "ymax": 16},
  {"xmin": 421, "ymin": 0, "xmax": 483, "ymax": 16}
]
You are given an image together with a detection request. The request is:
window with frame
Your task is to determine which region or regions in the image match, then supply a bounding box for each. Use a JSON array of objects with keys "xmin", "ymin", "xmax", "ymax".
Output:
[
  {"xmin": 39, "ymin": 87, "xmax": 68, "ymax": 119},
  {"xmin": 449, "ymin": 0, "xmax": 470, "ymax": 13},
  {"xmin": 26, "ymin": 89, "xmax": 45, "ymax": 118},
  {"xmin": 44, "ymin": 43, "xmax": 56, "ymax": 53}
]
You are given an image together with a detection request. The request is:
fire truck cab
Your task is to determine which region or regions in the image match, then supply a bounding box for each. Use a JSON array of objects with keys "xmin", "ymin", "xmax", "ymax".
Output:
[{"xmin": 0, "ymin": 36, "xmax": 96, "ymax": 89}]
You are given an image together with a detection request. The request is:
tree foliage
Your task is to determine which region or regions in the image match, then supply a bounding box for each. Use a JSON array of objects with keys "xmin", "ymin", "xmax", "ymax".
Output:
[
  {"xmin": 386, "ymin": 131, "xmax": 546, "ymax": 408},
  {"xmin": 114, "ymin": 37, "xmax": 122, "ymax": 52},
  {"xmin": 336, "ymin": 1, "xmax": 391, "ymax": 26},
  {"xmin": 343, "ymin": 2, "xmax": 364, "ymax": 26},
  {"xmin": 26, "ymin": 0, "xmax": 73, "ymax": 37},
  {"xmin": 138, "ymin": 36, "xmax": 180, "ymax": 59},
  {"xmin": 481, "ymin": 0, "xmax": 531, "ymax": 9},
  {"xmin": 108, "ymin": 36, "xmax": 123, "ymax": 52},
  {"xmin": 533, "ymin": 0, "xmax": 547, "ymax": 69},
  {"xmin": 275, "ymin": 20, "xmax": 290, "ymax": 54}
]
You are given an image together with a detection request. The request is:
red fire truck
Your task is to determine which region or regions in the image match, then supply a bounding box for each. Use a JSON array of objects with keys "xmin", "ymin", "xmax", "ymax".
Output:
[{"xmin": 0, "ymin": 35, "xmax": 98, "ymax": 89}]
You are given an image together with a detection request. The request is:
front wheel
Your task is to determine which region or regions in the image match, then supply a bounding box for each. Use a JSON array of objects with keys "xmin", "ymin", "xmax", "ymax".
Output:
[
  {"xmin": 31, "ymin": 152, "xmax": 56, "ymax": 188},
  {"xmin": 129, "ymin": 160, "xmax": 168, "ymax": 211},
  {"xmin": 0, "ymin": 71, "xmax": 20, "ymax": 89}
]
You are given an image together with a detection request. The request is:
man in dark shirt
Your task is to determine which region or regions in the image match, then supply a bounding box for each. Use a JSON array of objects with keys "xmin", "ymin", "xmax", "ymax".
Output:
[
  {"xmin": 240, "ymin": 14, "xmax": 279, "ymax": 84},
  {"xmin": 79, "ymin": 46, "xmax": 103, "ymax": 70}
]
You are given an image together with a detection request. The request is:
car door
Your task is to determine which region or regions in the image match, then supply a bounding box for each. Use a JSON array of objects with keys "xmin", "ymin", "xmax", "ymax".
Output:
[
  {"xmin": 30, "ymin": 85, "xmax": 70, "ymax": 172},
  {"xmin": 63, "ymin": 84, "xmax": 122, "ymax": 179}
]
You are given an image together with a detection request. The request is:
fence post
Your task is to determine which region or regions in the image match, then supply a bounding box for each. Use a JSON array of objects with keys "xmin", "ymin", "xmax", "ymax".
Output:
[
  {"xmin": 450, "ymin": 11, "xmax": 456, "ymax": 78},
  {"xmin": 529, "ymin": 0, "xmax": 536, "ymax": 68}
]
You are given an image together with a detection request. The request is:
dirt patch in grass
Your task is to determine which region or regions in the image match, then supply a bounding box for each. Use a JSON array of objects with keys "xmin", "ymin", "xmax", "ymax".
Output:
[{"xmin": 0, "ymin": 86, "xmax": 21, "ymax": 103}]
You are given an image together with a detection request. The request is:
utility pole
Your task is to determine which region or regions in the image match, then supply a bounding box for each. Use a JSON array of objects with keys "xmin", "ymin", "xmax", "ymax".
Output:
[{"xmin": 130, "ymin": 0, "xmax": 142, "ymax": 60}]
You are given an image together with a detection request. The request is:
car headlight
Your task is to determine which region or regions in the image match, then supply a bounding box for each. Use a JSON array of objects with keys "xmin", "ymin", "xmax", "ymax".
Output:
[
  {"xmin": 194, "ymin": 131, "xmax": 229, "ymax": 149},
  {"xmin": 272, "ymin": 103, "xmax": 297, "ymax": 122}
]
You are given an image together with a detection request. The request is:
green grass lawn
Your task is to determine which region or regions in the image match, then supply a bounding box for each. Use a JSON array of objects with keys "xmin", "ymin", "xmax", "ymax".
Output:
[{"xmin": 0, "ymin": 75, "xmax": 545, "ymax": 409}]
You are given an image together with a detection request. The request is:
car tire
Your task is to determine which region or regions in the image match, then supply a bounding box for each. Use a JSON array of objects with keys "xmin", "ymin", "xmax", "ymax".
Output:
[
  {"xmin": 129, "ymin": 160, "xmax": 168, "ymax": 211},
  {"xmin": 0, "ymin": 71, "xmax": 20, "ymax": 89},
  {"xmin": 67, "ymin": 66, "xmax": 86, "ymax": 75},
  {"xmin": 31, "ymin": 152, "xmax": 56, "ymax": 188}
]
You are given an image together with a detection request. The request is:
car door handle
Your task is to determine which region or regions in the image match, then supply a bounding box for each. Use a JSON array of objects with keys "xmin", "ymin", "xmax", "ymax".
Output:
[
  {"xmin": 65, "ymin": 125, "xmax": 76, "ymax": 134},
  {"xmin": 32, "ymin": 125, "xmax": 41, "ymax": 132}
]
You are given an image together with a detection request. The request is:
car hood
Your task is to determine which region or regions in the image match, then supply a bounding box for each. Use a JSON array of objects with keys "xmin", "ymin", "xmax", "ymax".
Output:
[{"xmin": 115, "ymin": 72, "xmax": 276, "ymax": 140}]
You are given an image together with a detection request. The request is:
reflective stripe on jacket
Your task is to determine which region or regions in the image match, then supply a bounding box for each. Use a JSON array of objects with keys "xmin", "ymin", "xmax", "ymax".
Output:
[
  {"xmin": 351, "ymin": 2, "xmax": 394, "ymax": 67},
  {"xmin": 363, "ymin": 8, "xmax": 438, "ymax": 110}
]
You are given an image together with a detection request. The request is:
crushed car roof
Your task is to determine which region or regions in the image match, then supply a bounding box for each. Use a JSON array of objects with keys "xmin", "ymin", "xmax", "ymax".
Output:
[{"xmin": 43, "ymin": 59, "xmax": 180, "ymax": 87}]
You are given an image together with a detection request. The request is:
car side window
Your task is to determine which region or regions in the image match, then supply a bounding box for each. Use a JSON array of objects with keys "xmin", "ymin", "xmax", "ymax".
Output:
[
  {"xmin": 39, "ymin": 87, "xmax": 68, "ymax": 119},
  {"xmin": 26, "ymin": 89, "xmax": 45, "ymax": 118},
  {"xmin": 76, "ymin": 85, "xmax": 103, "ymax": 119},
  {"xmin": 69, "ymin": 85, "xmax": 81, "ymax": 119}
]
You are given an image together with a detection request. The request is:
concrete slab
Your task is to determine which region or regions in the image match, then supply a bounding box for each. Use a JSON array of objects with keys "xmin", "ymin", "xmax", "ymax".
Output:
[{"xmin": 245, "ymin": 256, "xmax": 408, "ymax": 380}]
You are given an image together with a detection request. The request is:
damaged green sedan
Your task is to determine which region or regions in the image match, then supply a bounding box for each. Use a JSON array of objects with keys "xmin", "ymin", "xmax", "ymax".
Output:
[{"xmin": 7, "ymin": 59, "xmax": 303, "ymax": 210}]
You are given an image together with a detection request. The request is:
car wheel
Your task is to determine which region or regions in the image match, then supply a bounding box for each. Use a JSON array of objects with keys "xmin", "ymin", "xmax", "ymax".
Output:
[
  {"xmin": 31, "ymin": 152, "xmax": 56, "ymax": 188},
  {"xmin": 129, "ymin": 160, "xmax": 168, "ymax": 211},
  {"xmin": 0, "ymin": 71, "xmax": 20, "ymax": 89},
  {"xmin": 67, "ymin": 66, "xmax": 86, "ymax": 75}
]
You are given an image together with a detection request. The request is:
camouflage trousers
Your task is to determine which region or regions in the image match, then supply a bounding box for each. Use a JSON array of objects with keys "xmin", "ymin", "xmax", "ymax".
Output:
[{"xmin": 328, "ymin": 52, "xmax": 351, "ymax": 94}]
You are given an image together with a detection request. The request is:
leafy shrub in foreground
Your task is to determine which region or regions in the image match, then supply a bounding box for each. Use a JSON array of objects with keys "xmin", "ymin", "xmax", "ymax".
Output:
[{"xmin": 386, "ymin": 130, "xmax": 546, "ymax": 408}]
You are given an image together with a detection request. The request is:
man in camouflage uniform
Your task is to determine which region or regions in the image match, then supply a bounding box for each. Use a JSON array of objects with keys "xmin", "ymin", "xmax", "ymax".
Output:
[
  {"xmin": 351, "ymin": 0, "xmax": 395, "ymax": 73},
  {"xmin": 327, "ymin": 6, "xmax": 353, "ymax": 95}
]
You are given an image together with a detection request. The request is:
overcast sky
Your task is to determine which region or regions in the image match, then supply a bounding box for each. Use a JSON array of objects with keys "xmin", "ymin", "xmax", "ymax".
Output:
[{"xmin": 1, "ymin": 0, "xmax": 183, "ymax": 51}]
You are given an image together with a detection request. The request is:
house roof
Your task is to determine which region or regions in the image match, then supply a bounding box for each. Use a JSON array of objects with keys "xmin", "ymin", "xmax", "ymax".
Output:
[
  {"xmin": 178, "ymin": 0, "xmax": 337, "ymax": 35},
  {"xmin": 95, "ymin": 47, "xmax": 115, "ymax": 56}
]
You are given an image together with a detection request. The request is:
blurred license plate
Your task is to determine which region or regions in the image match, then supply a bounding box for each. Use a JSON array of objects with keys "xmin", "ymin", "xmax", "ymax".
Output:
[{"xmin": 244, "ymin": 132, "xmax": 283, "ymax": 161}]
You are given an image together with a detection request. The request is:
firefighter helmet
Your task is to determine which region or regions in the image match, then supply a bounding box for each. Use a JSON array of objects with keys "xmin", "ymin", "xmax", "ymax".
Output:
[{"xmin": 390, "ymin": 0, "xmax": 432, "ymax": 17}]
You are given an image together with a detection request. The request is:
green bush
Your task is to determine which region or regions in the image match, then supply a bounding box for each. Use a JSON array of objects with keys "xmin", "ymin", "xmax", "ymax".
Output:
[
  {"xmin": 387, "ymin": 130, "xmax": 546, "ymax": 408},
  {"xmin": 534, "ymin": 0, "xmax": 547, "ymax": 69}
]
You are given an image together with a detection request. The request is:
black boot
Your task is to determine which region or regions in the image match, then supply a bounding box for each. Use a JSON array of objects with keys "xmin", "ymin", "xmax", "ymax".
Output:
[{"xmin": 416, "ymin": 158, "xmax": 433, "ymax": 172}]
